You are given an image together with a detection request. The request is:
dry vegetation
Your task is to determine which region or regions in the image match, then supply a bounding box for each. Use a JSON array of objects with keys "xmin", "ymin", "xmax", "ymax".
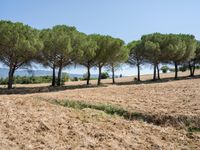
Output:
[{"xmin": 1, "ymin": 71, "xmax": 200, "ymax": 150}]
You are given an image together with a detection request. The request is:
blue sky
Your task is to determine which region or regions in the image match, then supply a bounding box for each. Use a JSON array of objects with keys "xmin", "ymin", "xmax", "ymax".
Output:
[{"xmin": 0, "ymin": 0, "xmax": 200, "ymax": 76}]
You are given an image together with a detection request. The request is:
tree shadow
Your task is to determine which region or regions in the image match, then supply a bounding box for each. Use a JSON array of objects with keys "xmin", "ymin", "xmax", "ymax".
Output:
[
  {"xmin": 114, "ymin": 74, "xmax": 200, "ymax": 86},
  {"xmin": 0, "ymin": 84, "xmax": 107, "ymax": 95},
  {"xmin": 1, "ymin": 74, "xmax": 200, "ymax": 95}
]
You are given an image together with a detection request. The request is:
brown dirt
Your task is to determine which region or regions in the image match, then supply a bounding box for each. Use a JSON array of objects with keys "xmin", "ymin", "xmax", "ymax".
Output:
[{"xmin": 0, "ymin": 71, "xmax": 200, "ymax": 149}]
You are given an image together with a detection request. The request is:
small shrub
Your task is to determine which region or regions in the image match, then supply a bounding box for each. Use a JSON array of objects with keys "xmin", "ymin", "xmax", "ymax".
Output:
[
  {"xmin": 161, "ymin": 65, "xmax": 169, "ymax": 73},
  {"xmin": 54, "ymin": 100, "xmax": 129, "ymax": 117},
  {"xmin": 196, "ymin": 65, "xmax": 200, "ymax": 69},
  {"xmin": 101, "ymin": 72, "xmax": 109, "ymax": 79},
  {"xmin": 0, "ymin": 75, "xmax": 69, "ymax": 85},
  {"xmin": 62, "ymin": 73, "xmax": 70, "ymax": 82},
  {"xmin": 60, "ymin": 73, "xmax": 70, "ymax": 85},
  {"xmin": 188, "ymin": 127, "xmax": 200, "ymax": 133},
  {"xmin": 0, "ymin": 78, "xmax": 8, "ymax": 84},
  {"xmin": 179, "ymin": 65, "xmax": 188, "ymax": 72},
  {"xmin": 82, "ymin": 73, "xmax": 88, "ymax": 80},
  {"xmin": 72, "ymin": 77, "xmax": 79, "ymax": 81},
  {"xmin": 169, "ymin": 68, "xmax": 175, "ymax": 72}
]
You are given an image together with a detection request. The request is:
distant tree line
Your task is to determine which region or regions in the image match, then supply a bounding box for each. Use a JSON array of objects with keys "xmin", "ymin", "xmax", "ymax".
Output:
[
  {"xmin": 0, "ymin": 20, "xmax": 200, "ymax": 89},
  {"xmin": 128, "ymin": 33, "xmax": 200, "ymax": 81},
  {"xmin": 0, "ymin": 75, "xmax": 59, "ymax": 85}
]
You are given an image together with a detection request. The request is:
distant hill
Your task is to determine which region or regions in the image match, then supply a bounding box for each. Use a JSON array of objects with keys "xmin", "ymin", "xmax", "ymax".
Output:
[{"xmin": 0, "ymin": 68, "xmax": 97, "ymax": 79}]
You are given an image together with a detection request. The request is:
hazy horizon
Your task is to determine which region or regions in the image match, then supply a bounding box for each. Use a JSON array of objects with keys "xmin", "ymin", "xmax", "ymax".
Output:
[{"xmin": 0, "ymin": 63, "xmax": 154, "ymax": 77}]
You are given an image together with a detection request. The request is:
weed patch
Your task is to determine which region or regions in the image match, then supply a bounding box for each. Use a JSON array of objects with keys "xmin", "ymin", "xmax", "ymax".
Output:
[
  {"xmin": 53, "ymin": 100, "xmax": 131, "ymax": 118},
  {"xmin": 52, "ymin": 99, "xmax": 200, "ymax": 130},
  {"xmin": 188, "ymin": 127, "xmax": 200, "ymax": 133}
]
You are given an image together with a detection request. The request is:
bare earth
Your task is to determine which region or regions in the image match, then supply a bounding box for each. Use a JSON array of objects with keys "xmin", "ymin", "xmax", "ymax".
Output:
[{"xmin": 0, "ymin": 71, "xmax": 200, "ymax": 150}]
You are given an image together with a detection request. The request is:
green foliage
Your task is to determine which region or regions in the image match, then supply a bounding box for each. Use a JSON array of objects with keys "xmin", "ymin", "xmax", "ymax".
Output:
[
  {"xmin": 60, "ymin": 73, "xmax": 70, "ymax": 85},
  {"xmin": 72, "ymin": 77, "xmax": 79, "ymax": 81},
  {"xmin": 82, "ymin": 73, "xmax": 97, "ymax": 81},
  {"xmin": 90, "ymin": 34, "xmax": 113, "ymax": 67},
  {"xmin": 90, "ymin": 34, "xmax": 128, "ymax": 84},
  {"xmin": 141, "ymin": 33, "xmax": 167, "ymax": 80},
  {"xmin": 141, "ymin": 33, "xmax": 165, "ymax": 64},
  {"xmin": 0, "ymin": 76, "xmax": 51, "ymax": 84},
  {"xmin": 78, "ymin": 34, "xmax": 97, "ymax": 67},
  {"xmin": 0, "ymin": 78, "xmax": 8, "ymax": 85},
  {"xmin": 53, "ymin": 100, "xmax": 130, "ymax": 118},
  {"xmin": 169, "ymin": 68, "xmax": 175, "ymax": 72},
  {"xmin": 62, "ymin": 73, "xmax": 70, "ymax": 81},
  {"xmin": 39, "ymin": 25, "xmax": 82, "ymax": 86},
  {"xmin": 0, "ymin": 20, "xmax": 43, "ymax": 88},
  {"xmin": 164, "ymin": 34, "xmax": 186, "ymax": 63},
  {"xmin": 141, "ymin": 33, "xmax": 197, "ymax": 79},
  {"xmin": 82, "ymin": 73, "xmax": 88, "ymax": 80},
  {"xmin": 160, "ymin": 65, "xmax": 169, "ymax": 73},
  {"xmin": 179, "ymin": 65, "xmax": 188, "ymax": 72},
  {"xmin": 101, "ymin": 72, "xmax": 109, "ymax": 79},
  {"xmin": 179, "ymin": 34, "xmax": 196, "ymax": 62},
  {"xmin": 0, "ymin": 74, "xmax": 70, "ymax": 85},
  {"xmin": 76, "ymin": 34, "xmax": 98, "ymax": 85},
  {"xmin": 196, "ymin": 65, "xmax": 200, "ymax": 69},
  {"xmin": 141, "ymin": 33, "xmax": 196, "ymax": 65},
  {"xmin": 127, "ymin": 40, "xmax": 145, "ymax": 80},
  {"xmin": 127, "ymin": 40, "xmax": 144, "ymax": 66},
  {"xmin": 194, "ymin": 41, "xmax": 200, "ymax": 63},
  {"xmin": 0, "ymin": 20, "xmax": 42, "ymax": 67},
  {"xmin": 1, "ymin": 20, "xmax": 200, "ymax": 86},
  {"xmin": 91, "ymin": 34, "xmax": 128, "ymax": 66},
  {"xmin": 188, "ymin": 127, "xmax": 200, "ymax": 133},
  {"xmin": 53, "ymin": 100, "xmax": 146, "ymax": 121},
  {"xmin": 107, "ymin": 38, "xmax": 129, "ymax": 66},
  {"xmin": 39, "ymin": 25, "xmax": 80, "ymax": 67},
  {"xmin": 53, "ymin": 100, "xmax": 200, "ymax": 132}
]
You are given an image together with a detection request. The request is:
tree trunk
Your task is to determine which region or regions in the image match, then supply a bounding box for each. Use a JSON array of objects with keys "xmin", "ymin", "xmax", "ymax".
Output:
[
  {"xmin": 52, "ymin": 65, "xmax": 56, "ymax": 86},
  {"xmin": 192, "ymin": 61, "xmax": 196, "ymax": 76},
  {"xmin": 174, "ymin": 62, "xmax": 178, "ymax": 79},
  {"xmin": 97, "ymin": 65, "xmax": 102, "ymax": 85},
  {"xmin": 57, "ymin": 65, "xmax": 62, "ymax": 86},
  {"xmin": 112, "ymin": 65, "xmax": 115, "ymax": 84},
  {"xmin": 153, "ymin": 64, "xmax": 156, "ymax": 80},
  {"xmin": 188, "ymin": 61, "xmax": 193, "ymax": 77},
  {"xmin": 157, "ymin": 65, "xmax": 160, "ymax": 80},
  {"xmin": 8, "ymin": 66, "xmax": 15, "ymax": 89},
  {"xmin": 137, "ymin": 63, "xmax": 140, "ymax": 81},
  {"xmin": 86, "ymin": 65, "xmax": 91, "ymax": 85}
]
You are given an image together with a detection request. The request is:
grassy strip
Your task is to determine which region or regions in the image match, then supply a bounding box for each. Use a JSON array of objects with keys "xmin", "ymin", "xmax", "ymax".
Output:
[
  {"xmin": 53, "ymin": 99, "xmax": 144, "ymax": 120},
  {"xmin": 52, "ymin": 99, "xmax": 200, "ymax": 132},
  {"xmin": 188, "ymin": 127, "xmax": 200, "ymax": 133}
]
